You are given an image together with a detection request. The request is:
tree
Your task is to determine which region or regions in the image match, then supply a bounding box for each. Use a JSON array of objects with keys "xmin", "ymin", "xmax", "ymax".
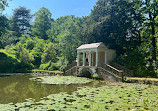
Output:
[
  {"xmin": 0, "ymin": 0, "xmax": 9, "ymax": 11},
  {"xmin": 48, "ymin": 15, "xmax": 82, "ymax": 63},
  {"xmin": 141, "ymin": 0, "xmax": 158, "ymax": 61},
  {"xmin": 31, "ymin": 7, "xmax": 53, "ymax": 40},
  {"xmin": 80, "ymin": 0, "xmax": 143, "ymax": 55},
  {"xmin": 0, "ymin": 0, "xmax": 10, "ymax": 48},
  {"xmin": 31, "ymin": 37, "xmax": 46, "ymax": 68},
  {"xmin": 1, "ymin": 30, "xmax": 18, "ymax": 47},
  {"xmin": 11, "ymin": 7, "xmax": 32, "ymax": 37},
  {"xmin": 41, "ymin": 43, "xmax": 57, "ymax": 64},
  {"xmin": 0, "ymin": 15, "xmax": 8, "ymax": 37}
]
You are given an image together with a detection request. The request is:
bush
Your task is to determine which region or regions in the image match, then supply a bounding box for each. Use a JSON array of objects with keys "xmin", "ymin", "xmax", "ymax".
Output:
[
  {"xmin": 39, "ymin": 61, "xmax": 51, "ymax": 70},
  {"xmin": 114, "ymin": 49, "xmax": 157, "ymax": 77},
  {"xmin": 92, "ymin": 73, "xmax": 100, "ymax": 79},
  {"xmin": 48, "ymin": 63, "xmax": 58, "ymax": 71},
  {"xmin": 39, "ymin": 61, "xmax": 59, "ymax": 71},
  {"xmin": 0, "ymin": 50, "xmax": 33, "ymax": 73},
  {"xmin": 57, "ymin": 57, "xmax": 69, "ymax": 71}
]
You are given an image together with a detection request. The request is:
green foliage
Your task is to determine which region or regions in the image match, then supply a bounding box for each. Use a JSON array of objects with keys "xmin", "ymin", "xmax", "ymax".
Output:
[
  {"xmin": 92, "ymin": 73, "xmax": 100, "ymax": 79},
  {"xmin": 31, "ymin": 7, "xmax": 52, "ymax": 40},
  {"xmin": 140, "ymin": 0, "xmax": 158, "ymax": 61},
  {"xmin": 18, "ymin": 47, "xmax": 34, "ymax": 65},
  {"xmin": 39, "ymin": 61, "xmax": 51, "ymax": 70},
  {"xmin": 0, "ymin": 14, "xmax": 8, "ymax": 36},
  {"xmin": 0, "ymin": 14, "xmax": 9, "ymax": 48},
  {"xmin": 0, "ymin": 49, "xmax": 32, "ymax": 73},
  {"xmin": 48, "ymin": 62, "xmax": 58, "ymax": 71},
  {"xmin": 39, "ymin": 61, "xmax": 58, "ymax": 71},
  {"xmin": 57, "ymin": 57, "xmax": 69, "ymax": 71},
  {"xmin": 114, "ymin": 48, "xmax": 157, "ymax": 77},
  {"xmin": 41, "ymin": 43, "xmax": 57, "ymax": 64},
  {"xmin": 48, "ymin": 15, "xmax": 82, "ymax": 64},
  {"xmin": 80, "ymin": 0, "xmax": 143, "ymax": 55},
  {"xmin": 0, "ymin": 0, "xmax": 157, "ymax": 76},
  {"xmin": 4, "ymin": 42, "xmax": 35, "ymax": 71},
  {"xmin": 11, "ymin": 7, "xmax": 32, "ymax": 36},
  {"xmin": 0, "ymin": 0, "xmax": 9, "ymax": 11},
  {"xmin": 1, "ymin": 30, "xmax": 18, "ymax": 47},
  {"xmin": 31, "ymin": 37, "xmax": 46, "ymax": 67}
]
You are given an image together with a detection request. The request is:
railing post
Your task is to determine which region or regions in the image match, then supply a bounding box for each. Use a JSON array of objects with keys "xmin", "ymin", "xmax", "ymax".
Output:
[
  {"xmin": 119, "ymin": 70, "xmax": 124, "ymax": 82},
  {"xmin": 63, "ymin": 69, "xmax": 65, "ymax": 76}
]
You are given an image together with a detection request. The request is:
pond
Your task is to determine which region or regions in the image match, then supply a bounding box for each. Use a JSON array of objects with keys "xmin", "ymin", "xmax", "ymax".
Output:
[
  {"xmin": 0, "ymin": 75, "xmax": 106, "ymax": 104},
  {"xmin": 0, "ymin": 75, "xmax": 157, "ymax": 110}
]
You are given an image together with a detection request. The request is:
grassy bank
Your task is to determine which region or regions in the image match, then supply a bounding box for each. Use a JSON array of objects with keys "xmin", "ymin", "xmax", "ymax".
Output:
[
  {"xmin": 126, "ymin": 77, "xmax": 158, "ymax": 85},
  {"xmin": 32, "ymin": 69, "xmax": 63, "ymax": 75}
]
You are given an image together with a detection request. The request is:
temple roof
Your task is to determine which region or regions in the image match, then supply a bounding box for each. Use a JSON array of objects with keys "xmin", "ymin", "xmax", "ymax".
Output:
[{"xmin": 77, "ymin": 42, "xmax": 107, "ymax": 50}]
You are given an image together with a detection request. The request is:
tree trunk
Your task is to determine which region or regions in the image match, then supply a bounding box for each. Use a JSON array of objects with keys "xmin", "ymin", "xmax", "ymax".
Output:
[{"xmin": 149, "ymin": 13, "xmax": 157, "ymax": 61}]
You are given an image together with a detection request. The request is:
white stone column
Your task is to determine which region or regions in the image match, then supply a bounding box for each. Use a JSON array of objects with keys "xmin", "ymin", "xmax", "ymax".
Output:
[
  {"xmin": 83, "ymin": 52, "xmax": 85, "ymax": 66},
  {"xmin": 89, "ymin": 51, "xmax": 91, "ymax": 66},
  {"xmin": 105, "ymin": 51, "xmax": 107, "ymax": 64},
  {"xmin": 96, "ymin": 50, "xmax": 98, "ymax": 66},
  {"xmin": 77, "ymin": 52, "xmax": 80, "ymax": 66}
]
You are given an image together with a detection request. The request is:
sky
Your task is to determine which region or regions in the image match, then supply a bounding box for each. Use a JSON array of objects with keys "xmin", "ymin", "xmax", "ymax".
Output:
[{"xmin": 3, "ymin": 0, "xmax": 97, "ymax": 19}]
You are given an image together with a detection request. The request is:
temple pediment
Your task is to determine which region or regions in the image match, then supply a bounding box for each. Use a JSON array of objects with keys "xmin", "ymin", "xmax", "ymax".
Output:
[{"xmin": 77, "ymin": 42, "xmax": 107, "ymax": 50}]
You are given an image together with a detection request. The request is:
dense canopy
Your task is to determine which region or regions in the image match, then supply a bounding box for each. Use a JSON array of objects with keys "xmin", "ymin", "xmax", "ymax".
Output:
[{"xmin": 0, "ymin": 0, "xmax": 158, "ymax": 77}]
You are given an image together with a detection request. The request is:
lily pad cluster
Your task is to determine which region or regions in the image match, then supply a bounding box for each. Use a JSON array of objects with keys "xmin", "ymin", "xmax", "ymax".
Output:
[
  {"xmin": 0, "ymin": 82, "xmax": 158, "ymax": 110},
  {"xmin": 30, "ymin": 76, "xmax": 92, "ymax": 85}
]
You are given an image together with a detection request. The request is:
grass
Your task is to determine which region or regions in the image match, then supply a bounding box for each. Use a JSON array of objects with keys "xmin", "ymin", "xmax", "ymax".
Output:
[
  {"xmin": 126, "ymin": 77, "xmax": 158, "ymax": 85},
  {"xmin": 0, "ymin": 80, "xmax": 158, "ymax": 111},
  {"xmin": 32, "ymin": 69, "xmax": 63, "ymax": 73}
]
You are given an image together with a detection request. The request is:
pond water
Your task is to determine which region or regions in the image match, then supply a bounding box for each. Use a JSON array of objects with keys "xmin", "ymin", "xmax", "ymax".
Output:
[{"xmin": 0, "ymin": 75, "xmax": 106, "ymax": 104}]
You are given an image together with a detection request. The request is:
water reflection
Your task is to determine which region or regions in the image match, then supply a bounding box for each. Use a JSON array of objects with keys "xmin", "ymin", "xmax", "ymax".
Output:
[{"xmin": 0, "ymin": 75, "xmax": 106, "ymax": 104}]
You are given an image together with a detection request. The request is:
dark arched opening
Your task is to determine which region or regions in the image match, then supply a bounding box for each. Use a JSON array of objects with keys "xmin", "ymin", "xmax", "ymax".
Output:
[{"xmin": 79, "ymin": 69, "xmax": 92, "ymax": 78}]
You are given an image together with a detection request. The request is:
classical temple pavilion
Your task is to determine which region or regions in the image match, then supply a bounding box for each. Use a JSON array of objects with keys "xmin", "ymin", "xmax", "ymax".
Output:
[
  {"xmin": 64, "ymin": 42, "xmax": 133, "ymax": 81},
  {"xmin": 76, "ymin": 42, "xmax": 116, "ymax": 67}
]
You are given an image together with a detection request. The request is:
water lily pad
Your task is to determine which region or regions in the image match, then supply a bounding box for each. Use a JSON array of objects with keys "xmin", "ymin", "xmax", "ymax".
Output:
[
  {"xmin": 30, "ymin": 76, "xmax": 92, "ymax": 85},
  {"xmin": 1, "ymin": 82, "xmax": 158, "ymax": 111}
]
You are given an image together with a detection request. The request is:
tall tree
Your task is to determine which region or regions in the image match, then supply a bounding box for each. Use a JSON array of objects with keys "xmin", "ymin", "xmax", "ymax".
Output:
[
  {"xmin": 142, "ymin": 0, "xmax": 158, "ymax": 61},
  {"xmin": 0, "ymin": 15, "xmax": 8, "ymax": 37},
  {"xmin": 0, "ymin": 0, "xmax": 10, "ymax": 48},
  {"xmin": 0, "ymin": 0, "xmax": 9, "ymax": 11},
  {"xmin": 11, "ymin": 7, "xmax": 32, "ymax": 37},
  {"xmin": 80, "ymin": 0, "xmax": 143, "ymax": 55},
  {"xmin": 41, "ymin": 43, "xmax": 57, "ymax": 64},
  {"xmin": 48, "ymin": 15, "xmax": 82, "ymax": 63},
  {"xmin": 31, "ymin": 7, "xmax": 53, "ymax": 40}
]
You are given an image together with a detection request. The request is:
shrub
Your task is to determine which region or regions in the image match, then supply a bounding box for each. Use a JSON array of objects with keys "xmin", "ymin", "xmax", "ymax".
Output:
[
  {"xmin": 39, "ymin": 61, "xmax": 59, "ymax": 71},
  {"xmin": 0, "ymin": 50, "xmax": 33, "ymax": 73},
  {"xmin": 39, "ymin": 61, "xmax": 51, "ymax": 70},
  {"xmin": 48, "ymin": 63, "xmax": 58, "ymax": 71},
  {"xmin": 92, "ymin": 73, "xmax": 100, "ymax": 79}
]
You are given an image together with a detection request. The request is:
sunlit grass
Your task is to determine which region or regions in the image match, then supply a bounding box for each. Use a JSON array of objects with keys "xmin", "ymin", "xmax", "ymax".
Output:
[{"xmin": 32, "ymin": 69, "xmax": 63, "ymax": 73}]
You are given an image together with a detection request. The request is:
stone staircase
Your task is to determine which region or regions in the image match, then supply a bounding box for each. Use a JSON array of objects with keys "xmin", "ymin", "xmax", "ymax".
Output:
[
  {"xmin": 64, "ymin": 61, "xmax": 133, "ymax": 82},
  {"xmin": 64, "ymin": 61, "xmax": 78, "ymax": 76},
  {"xmin": 97, "ymin": 63, "xmax": 124, "ymax": 81}
]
